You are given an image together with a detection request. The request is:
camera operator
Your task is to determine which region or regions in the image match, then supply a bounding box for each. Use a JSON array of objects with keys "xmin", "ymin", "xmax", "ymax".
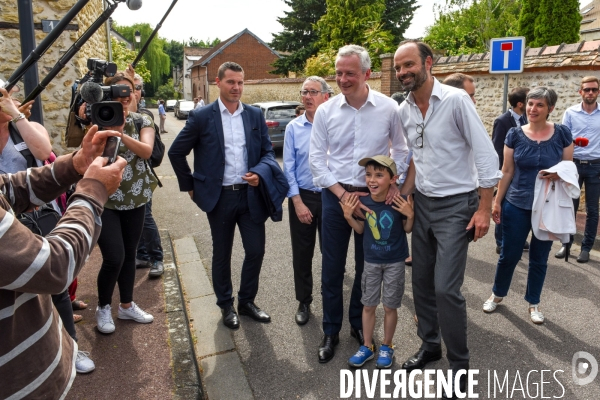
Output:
[
  {"xmin": 0, "ymin": 124, "xmax": 126, "ymax": 400},
  {"xmin": 77, "ymin": 72, "xmax": 158, "ymax": 335}
]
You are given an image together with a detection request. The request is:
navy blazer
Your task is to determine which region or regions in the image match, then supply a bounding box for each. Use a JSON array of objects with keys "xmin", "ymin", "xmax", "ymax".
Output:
[
  {"xmin": 249, "ymin": 157, "xmax": 289, "ymax": 222},
  {"xmin": 491, "ymin": 110, "xmax": 518, "ymax": 170},
  {"xmin": 168, "ymin": 100, "xmax": 276, "ymax": 223}
]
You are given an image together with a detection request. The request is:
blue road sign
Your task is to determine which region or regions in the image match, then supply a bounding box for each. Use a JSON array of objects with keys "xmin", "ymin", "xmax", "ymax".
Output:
[{"xmin": 489, "ymin": 37, "xmax": 526, "ymax": 74}]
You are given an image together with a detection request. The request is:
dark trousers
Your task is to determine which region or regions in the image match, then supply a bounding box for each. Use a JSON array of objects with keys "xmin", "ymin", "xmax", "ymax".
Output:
[
  {"xmin": 206, "ymin": 188, "xmax": 265, "ymax": 309},
  {"xmin": 321, "ymin": 189, "xmax": 364, "ymax": 335},
  {"xmin": 493, "ymin": 201, "xmax": 552, "ymax": 304},
  {"xmin": 289, "ymin": 189, "xmax": 322, "ymax": 305},
  {"xmin": 137, "ymin": 199, "xmax": 164, "ymax": 262},
  {"xmin": 570, "ymin": 162, "xmax": 600, "ymax": 251},
  {"xmin": 52, "ymin": 290, "xmax": 77, "ymax": 342},
  {"xmin": 97, "ymin": 206, "xmax": 146, "ymax": 306},
  {"xmin": 412, "ymin": 190, "xmax": 478, "ymax": 372}
]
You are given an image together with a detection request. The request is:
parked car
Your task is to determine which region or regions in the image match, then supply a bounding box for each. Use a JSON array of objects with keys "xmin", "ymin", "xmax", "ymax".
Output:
[
  {"xmin": 250, "ymin": 101, "xmax": 302, "ymax": 149},
  {"xmin": 165, "ymin": 99, "xmax": 177, "ymax": 112},
  {"xmin": 174, "ymin": 100, "xmax": 195, "ymax": 120}
]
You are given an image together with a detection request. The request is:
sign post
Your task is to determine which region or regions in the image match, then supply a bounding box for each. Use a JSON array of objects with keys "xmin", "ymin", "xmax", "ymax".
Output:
[{"xmin": 489, "ymin": 37, "xmax": 526, "ymax": 113}]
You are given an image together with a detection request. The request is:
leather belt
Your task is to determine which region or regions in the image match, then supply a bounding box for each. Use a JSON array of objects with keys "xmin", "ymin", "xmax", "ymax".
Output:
[
  {"xmin": 339, "ymin": 183, "xmax": 369, "ymax": 193},
  {"xmin": 222, "ymin": 184, "xmax": 247, "ymax": 190},
  {"xmin": 574, "ymin": 158, "xmax": 600, "ymax": 165}
]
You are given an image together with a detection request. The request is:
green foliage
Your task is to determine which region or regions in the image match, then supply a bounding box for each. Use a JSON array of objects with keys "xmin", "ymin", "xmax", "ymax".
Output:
[
  {"xmin": 383, "ymin": 0, "xmax": 419, "ymax": 45},
  {"xmin": 112, "ymin": 22, "xmax": 171, "ymax": 91},
  {"xmin": 163, "ymin": 40, "xmax": 184, "ymax": 71},
  {"xmin": 270, "ymin": 0, "xmax": 328, "ymax": 75},
  {"xmin": 424, "ymin": 0, "xmax": 521, "ymax": 56},
  {"xmin": 110, "ymin": 38, "xmax": 151, "ymax": 83},
  {"xmin": 314, "ymin": 0, "xmax": 395, "ymax": 70},
  {"xmin": 532, "ymin": 0, "xmax": 581, "ymax": 46},
  {"xmin": 518, "ymin": 0, "xmax": 538, "ymax": 45},
  {"xmin": 303, "ymin": 49, "xmax": 337, "ymax": 76},
  {"xmin": 188, "ymin": 37, "xmax": 221, "ymax": 47},
  {"xmin": 155, "ymin": 78, "xmax": 179, "ymax": 101}
]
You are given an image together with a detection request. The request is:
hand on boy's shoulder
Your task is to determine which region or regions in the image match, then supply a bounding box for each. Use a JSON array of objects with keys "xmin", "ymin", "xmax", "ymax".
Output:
[{"xmin": 391, "ymin": 193, "xmax": 414, "ymax": 219}]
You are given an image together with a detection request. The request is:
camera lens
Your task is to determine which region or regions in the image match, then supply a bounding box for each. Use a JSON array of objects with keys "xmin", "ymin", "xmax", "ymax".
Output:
[{"xmin": 98, "ymin": 106, "xmax": 115, "ymax": 122}]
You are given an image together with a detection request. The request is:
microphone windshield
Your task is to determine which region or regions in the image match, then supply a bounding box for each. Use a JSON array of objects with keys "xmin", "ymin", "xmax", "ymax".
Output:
[
  {"xmin": 574, "ymin": 137, "xmax": 589, "ymax": 147},
  {"xmin": 127, "ymin": 0, "xmax": 142, "ymax": 10},
  {"xmin": 80, "ymin": 82, "xmax": 103, "ymax": 104}
]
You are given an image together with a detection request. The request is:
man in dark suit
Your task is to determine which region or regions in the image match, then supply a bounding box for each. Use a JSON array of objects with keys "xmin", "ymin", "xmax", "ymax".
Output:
[
  {"xmin": 491, "ymin": 87, "xmax": 530, "ymax": 254},
  {"xmin": 168, "ymin": 61, "xmax": 275, "ymax": 330}
]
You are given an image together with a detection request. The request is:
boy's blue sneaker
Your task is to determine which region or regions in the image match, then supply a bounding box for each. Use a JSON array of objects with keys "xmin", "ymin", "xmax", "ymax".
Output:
[
  {"xmin": 376, "ymin": 344, "xmax": 394, "ymax": 369},
  {"xmin": 348, "ymin": 345, "xmax": 375, "ymax": 368}
]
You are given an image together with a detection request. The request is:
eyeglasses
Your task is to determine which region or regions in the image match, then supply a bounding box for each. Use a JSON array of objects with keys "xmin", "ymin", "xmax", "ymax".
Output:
[
  {"xmin": 300, "ymin": 89, "xmax": 324, "ymax": 97},
  {"xmin": 416, "ymin": 123, "xmax": 425, "ymax": 148},
  {"xmin": 135, "ymin": 85, "xmax": 143, "ymax": 91},
  {"xmin": 582, "ymin": 87, "xmax": 599, "ymax": 93}
]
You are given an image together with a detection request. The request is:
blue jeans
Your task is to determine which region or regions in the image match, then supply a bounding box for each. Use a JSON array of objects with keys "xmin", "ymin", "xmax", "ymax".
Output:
[
  {"xmin": 570, "ymin": 162, "xmax": 600, "ymax": 251},
  {"xmin": 137, "ymin": 200, "xmax": 163, "ymax": 262},
  {"xmin": 492, "ymin": 201, "xmax": 553, "ymax": 305}
]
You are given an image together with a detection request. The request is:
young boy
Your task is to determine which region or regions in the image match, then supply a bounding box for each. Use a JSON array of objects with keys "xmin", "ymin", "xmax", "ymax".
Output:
[{"xmin": 340, "ymin": 155, "xmax": 414, "ymax": 369}]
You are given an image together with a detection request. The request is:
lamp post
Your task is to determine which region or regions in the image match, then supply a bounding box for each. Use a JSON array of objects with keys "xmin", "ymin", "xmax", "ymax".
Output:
[{"xmin": 134, "ymin": 30, "xmax": 141, "ymax": 51}]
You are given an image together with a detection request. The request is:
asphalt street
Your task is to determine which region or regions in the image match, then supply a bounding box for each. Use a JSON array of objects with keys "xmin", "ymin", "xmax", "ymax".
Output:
[{"xmin": 153, "ymin": 110, "xmax": 600, "ymax": 400}]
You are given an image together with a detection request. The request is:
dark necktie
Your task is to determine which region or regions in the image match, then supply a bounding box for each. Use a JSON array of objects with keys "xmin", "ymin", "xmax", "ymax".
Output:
[{"xmin": 519, "ymin": 115, "xmax": 527, "ymax": 126}]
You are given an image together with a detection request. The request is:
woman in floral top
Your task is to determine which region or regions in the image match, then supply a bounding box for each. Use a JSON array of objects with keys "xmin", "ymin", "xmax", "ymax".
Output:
[{"xmin": 94, "ymin": 72, "xmax": 158, "ymax": 334}]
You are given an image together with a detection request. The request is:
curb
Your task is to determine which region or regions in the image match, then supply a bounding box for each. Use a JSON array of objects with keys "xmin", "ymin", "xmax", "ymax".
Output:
[{"xmin": 172, "ymin": 236, "xmax": 254, "ymax": 400}]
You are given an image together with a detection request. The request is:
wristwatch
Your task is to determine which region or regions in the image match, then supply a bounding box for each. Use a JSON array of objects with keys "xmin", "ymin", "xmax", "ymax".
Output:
[{"xmin": 11, "ymin": 113, "xmax": 26, "ymax": 123}]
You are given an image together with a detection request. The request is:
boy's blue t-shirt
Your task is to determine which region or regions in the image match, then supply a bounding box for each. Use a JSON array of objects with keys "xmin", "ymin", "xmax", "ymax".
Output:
[{"xmin": 360, "ymin": 195, "xmax": 409, "ymax": 264}]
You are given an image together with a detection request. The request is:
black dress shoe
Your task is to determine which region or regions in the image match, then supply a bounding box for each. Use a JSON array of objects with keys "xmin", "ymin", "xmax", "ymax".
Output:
[
  {"xmin": 577, "ymin": 250, "xmax": 590, "ymax": 263},
  {"xmin": 318, "ymin": 334, "xmax": 339, "ymax": 363},
  {"xmin": 238, "ymin": 302, "xmax": 271, "ymax": 323},
  {"xmin": 350, "ymin": 326, "xmax": 364, "ymax": 346},
  {"xmin": 295, "ymin": 303, "xmax": 310, "ymax": 325},
  {"xmin": 401, "ymin": 349, "xmax": 442, "ymax": 372},
  {"xmin": 221, "ymin": 306, "xmax": 239, "ymax": 330}
]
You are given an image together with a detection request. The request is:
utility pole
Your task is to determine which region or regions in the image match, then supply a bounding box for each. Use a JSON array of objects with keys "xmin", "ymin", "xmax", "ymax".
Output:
[{"xmin": 17, "ymin": 0, "xmax": 43, "ymax": 124}]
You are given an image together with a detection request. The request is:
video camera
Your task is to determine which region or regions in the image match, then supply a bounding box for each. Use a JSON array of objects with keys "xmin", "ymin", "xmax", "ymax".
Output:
[{"xmin": 76, "ymin": 58, "xmax": 130, "ymax": 127}]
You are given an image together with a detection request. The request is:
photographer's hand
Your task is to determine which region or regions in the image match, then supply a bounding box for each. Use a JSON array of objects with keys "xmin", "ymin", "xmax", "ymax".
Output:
[
  {"xmin": 125, "ymin": 64, "xmax": 135, "ymax": 81},
  {"xmin": 73, "ymin": 125, "xmax": 122, "ymax": 175},
  {"xmin": 84, "ymin": 156, "xmax": 126, "ymax": 195}
]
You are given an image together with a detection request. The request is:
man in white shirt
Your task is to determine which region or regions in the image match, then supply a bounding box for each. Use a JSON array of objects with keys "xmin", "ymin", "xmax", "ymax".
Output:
[
  {"xmin": 395, "ymin": 40, "xmax": 501, "ymax": 398},
  {"xmin": 198, "ymin": 96, "xmax": 205, "ymax": 108},
  {"xmin": 309, "ymin": 44, "xmax": 408, "ymax": 363}
]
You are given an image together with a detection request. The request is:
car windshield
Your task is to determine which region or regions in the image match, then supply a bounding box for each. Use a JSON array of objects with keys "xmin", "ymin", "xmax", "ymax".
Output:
[
  {"xmin": 179, "ymin": 101, "xmax": 195, "ymax": 111},
  {"xmin": 166, "ymin": 100, "xmax": 177, "ymax": 106},
  {"xmin": 266, "ymin": 107, "xmax": 296, "ymax": 120}
]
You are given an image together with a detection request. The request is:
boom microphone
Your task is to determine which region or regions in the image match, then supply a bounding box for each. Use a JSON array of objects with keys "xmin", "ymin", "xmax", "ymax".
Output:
[
  {"xmin": 574, "ymin": 137, "xmax": 589, "ymax": 147},
  {"xmin": 80, "ymin": 82, "xmax": 104, "ymax": 104},
  {"xmin": 126, "ymin": 0, "xmax": 142, "ymax": 10}
]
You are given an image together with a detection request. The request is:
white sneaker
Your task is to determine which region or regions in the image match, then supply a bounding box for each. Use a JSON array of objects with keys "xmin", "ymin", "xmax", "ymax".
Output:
[
  {"xmin": 529, "ymin": 304, "xmax": 545, "ymax": 324},
  {"xmin": 75, "ymin": 351, "xmax": 95, "ymax": 374},
  {"xmin": 118, "ymin": 302, "xmax": 154, "ymax": 323},
  {"xmin": 483, "ymin": 294, "xmax": 503, "ymax": 313},
  {"xmin": 96, "ymin": 305, "xmax": 115, "ymax": 334}
]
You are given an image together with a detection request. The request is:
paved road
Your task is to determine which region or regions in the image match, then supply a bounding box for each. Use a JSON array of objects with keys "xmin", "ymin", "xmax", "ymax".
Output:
[{"xmin": 157, "ymin": 111, "xmax": 600, "ymax": 399}]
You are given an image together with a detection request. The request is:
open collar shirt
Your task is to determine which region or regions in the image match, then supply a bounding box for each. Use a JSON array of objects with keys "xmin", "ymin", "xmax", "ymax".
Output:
[
  {"xmin": 218, "ymin": 97, "xmax": 248, "ymax": 185},
  {"xmin": 562, "ymin": 102, "xmax": 600, "ymax": 160},
  {"xmin": 309, "ymin": 86, "xmax": 408, "ymax": 189},
  {"xmin": 399, "ymin": 78, "xmax": 501, "ymax": 197},
  {"xmin": 283, "ymin": 113, "xmax": 321, "ymax": 197}
]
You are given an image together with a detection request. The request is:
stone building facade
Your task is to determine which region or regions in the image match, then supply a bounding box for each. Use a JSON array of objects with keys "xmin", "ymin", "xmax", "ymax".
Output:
[{"xmin": 0, "ymin": 0, "xmax": 109, "ymax": 153}]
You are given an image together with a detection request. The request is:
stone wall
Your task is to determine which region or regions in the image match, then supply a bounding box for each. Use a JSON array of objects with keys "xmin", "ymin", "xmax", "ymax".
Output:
[
  {"xmin": 207, "ymin": 73, "xmax": 382, "ymax": 105},
  {"xmin": 0, "ymin": 0, "xmax": 108, "ymax": 154}
]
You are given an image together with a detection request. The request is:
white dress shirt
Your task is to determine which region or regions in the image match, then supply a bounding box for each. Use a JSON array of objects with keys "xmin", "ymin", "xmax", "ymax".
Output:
[
  {"xmin": 398, "ymin": 78, "xmax": 501, "ymax": 197},
  {"xmin": 218, "ymin": 97, "xmax": 248, "ymax": 185},
  {"xmin": 309, "ymin": 86, "xmax": 408, "ymax": 188}
]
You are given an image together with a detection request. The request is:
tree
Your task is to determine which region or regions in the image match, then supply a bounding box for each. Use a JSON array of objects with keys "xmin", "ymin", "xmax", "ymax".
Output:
[
  {"xmin": 304, "ymin": 49, "xmax": 336, "ymax": 76},
  {"xmin": 270, "ymin": 0, "xmax": 327, "ymax": 76},
  {"xmin": 112, "ymin": 22, "xmax": 171, "ymax": 91},
  {"xmin": 518, "ymin": 0, "xmax": 538, "ymax": 45},
  {"xmin": 383, "ymin": 0, "xmax": 419, "ymax": 44},
  {"xmin": 188, "ymin": 37, "xmax": 221, "ymax": 47},
  {"xmin": 163, "ymin": 40, "xmax": 184, "ymax": 72},
  {"xmin": 314, "ymin": 0, "xmax": 395, "ymax": 70},
  {"xmin": 424, "ymin": 0, "xmax": 521, "ymax": 56},
  {"xmin": 110, "ymin": 38, "xmax": 151, "ymax": 84},
  {"xmin": 155, "ymin": 78, "xmax": 179, "ymax": 100},
  {"xmin": 532, "ymin": 0, "xmax": 581, "ymax": 47}
]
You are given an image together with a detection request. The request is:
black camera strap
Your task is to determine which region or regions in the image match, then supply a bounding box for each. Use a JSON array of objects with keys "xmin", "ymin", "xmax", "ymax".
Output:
[{"xmin": 8, "ymin": 122, "xmax": 37, "ymax": 169}]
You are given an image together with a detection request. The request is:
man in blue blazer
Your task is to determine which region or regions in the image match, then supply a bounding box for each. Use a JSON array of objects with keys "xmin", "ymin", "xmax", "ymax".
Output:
[
  {"xmin": 491, "ymin": 86, "xmax": 530, "ymax": 254},
  {"xmin": 168, "ymin": 62, "xmax": 275, "ymax": 330}
]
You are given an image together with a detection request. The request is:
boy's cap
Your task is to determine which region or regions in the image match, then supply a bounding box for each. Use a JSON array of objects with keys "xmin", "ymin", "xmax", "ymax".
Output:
[{"xmin": 358, "ymin": 155, "xmax": 397, "ymax": 176}]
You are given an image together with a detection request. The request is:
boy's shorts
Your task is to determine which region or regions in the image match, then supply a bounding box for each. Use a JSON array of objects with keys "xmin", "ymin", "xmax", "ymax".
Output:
[{"xmin": 361, "ymin": 261, "xmax": 405, "ymax": 309}]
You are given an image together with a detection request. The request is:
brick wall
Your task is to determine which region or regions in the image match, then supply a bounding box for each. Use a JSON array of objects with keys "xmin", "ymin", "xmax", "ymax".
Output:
[{"xmin": 0, "ymin": 0, "xmax": 108, "ymax": 154}]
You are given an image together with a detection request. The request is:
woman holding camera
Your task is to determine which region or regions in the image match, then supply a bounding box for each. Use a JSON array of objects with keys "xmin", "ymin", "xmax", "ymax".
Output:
[
  {"xmin": 94, "ymin": 72, "xmax": 157, "ymax": 334},
  {"xmin": 483, "ymin": 87, "xmax": 573, "ymax": 324}
]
